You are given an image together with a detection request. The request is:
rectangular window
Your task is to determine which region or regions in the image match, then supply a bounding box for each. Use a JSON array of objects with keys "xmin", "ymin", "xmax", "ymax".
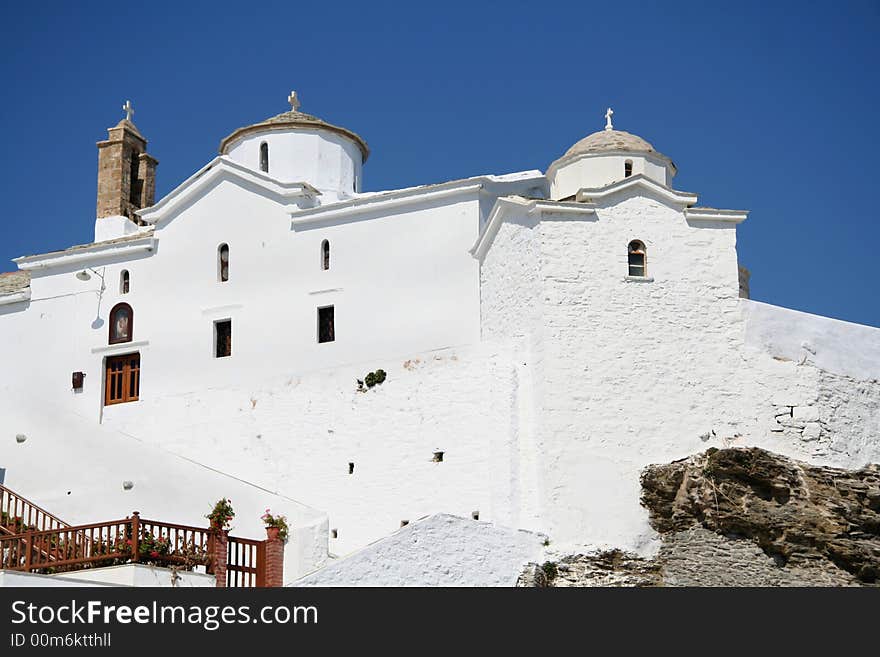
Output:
[
  {"xmin": 105, "ymin": 353, "xmax": 140, "ymax": 406},
  {"xmin": 215, "ymin": 320, "xmax": 232, "ymax": 358},
  {"xmin": 318, "ymin": 306, "xmax": 335, "ymax": 343}
]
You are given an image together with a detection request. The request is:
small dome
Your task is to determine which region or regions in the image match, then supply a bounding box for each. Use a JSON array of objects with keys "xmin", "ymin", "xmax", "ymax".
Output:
[
  {"xmin": 564, "ymin": 129, "xmax": 657, "ymax": 158},
  {"xmin": 219, "ymin": 103, "xmax": 369, "ymax": 162}
]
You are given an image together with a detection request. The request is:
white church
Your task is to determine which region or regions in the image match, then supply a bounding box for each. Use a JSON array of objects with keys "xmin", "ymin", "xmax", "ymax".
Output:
[{"xmin": 1, "ymin": 93, "xmax": 878, "ymax": 585}]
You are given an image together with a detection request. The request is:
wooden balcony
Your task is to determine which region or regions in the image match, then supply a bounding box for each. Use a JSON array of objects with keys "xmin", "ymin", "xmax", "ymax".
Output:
[{"xmin": 0, "ymin": 486, "xmax": 270, "ymax": 587}]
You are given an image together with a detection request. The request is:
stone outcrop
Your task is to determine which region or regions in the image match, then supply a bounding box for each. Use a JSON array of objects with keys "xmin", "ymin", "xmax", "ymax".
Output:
[
  {"xmin": 518, "ymin": 550, "xmax": 662, "ymax": 587},
  {"xmin": 520, "ymin": 447, "xmax": 880, "ymax": 586},
  {"xmin": 642, "ymin": 447, "xmax": 879, "ymax": 584}
]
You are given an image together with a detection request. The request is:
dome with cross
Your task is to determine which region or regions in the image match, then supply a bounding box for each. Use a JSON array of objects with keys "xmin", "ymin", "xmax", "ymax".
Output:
[
  {"xmin": 219, "ymin": 91, "xmax": 368, "ymax": 198},
  {"xmin": 219, "ymin": 91, "xmax": 369, "ymax": 161},
  {"xmin": 547, "ymin": 107, "xmax": 677, "ymax": 200}
]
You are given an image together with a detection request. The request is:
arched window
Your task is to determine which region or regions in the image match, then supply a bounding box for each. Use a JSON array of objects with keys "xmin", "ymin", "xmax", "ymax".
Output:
[
  {"xmin": 628, "ymin": 240, "xmax": 647, "ymax": 277},
  {"xmin": 120, "ymin": 270, "xmax": 130, "ymax": 294},
  {"xmin": 624, "ymin": 159, "xmax": 633, "ymax": 178},
  {"xmin": 259, "ymin": 142, "xmax": 269, "ymax": 173},
  {"xmin": 218, "ymin": 243, "xmax": 229, "ymax": 282},
  {"xmin": 321, "ymin": 239, "xmax": 330, "ymax": 271},
  {"xmin": 109, "ymin": 303, "xmax": 134, "ymax": 344}
]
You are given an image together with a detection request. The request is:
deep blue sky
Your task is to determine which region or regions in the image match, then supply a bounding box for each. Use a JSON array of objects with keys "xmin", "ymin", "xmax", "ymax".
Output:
[{"xmin": 1, "ymin": 1, "xmax": 877, "ymax": 326}]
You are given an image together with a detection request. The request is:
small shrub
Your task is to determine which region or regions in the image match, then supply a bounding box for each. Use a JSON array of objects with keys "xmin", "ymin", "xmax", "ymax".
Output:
[
  {"xmin": 361, "ymin": 369, "xmax": 388, "ymax": 390},
  {"xmin": 541, "ymin": 561, "xmax": 558, "ymax": 582}
]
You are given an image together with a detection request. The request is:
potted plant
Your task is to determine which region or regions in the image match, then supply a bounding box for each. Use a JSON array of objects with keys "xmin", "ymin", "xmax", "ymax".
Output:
[
  {"xmin": 260, "ymin": 509, "xmax": 289, "ymax": 541},
  {"xmin": 206, "ymin": 497, "xmax": 235, "ymax": 530}
]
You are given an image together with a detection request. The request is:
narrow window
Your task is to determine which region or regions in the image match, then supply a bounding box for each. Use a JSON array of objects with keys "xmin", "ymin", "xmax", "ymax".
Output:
[
  {"xmin": 628, "ymin": 240, "xmax": 647, "ymax": 277},
  {"xmin": 215, "ymin": 320, "xmax": 232, "ymax": 358},
  {"xmin": 108, "ymin": 303, "xmax": 133, "ymax": 344},
  {"xmin": 259, "ymin": 142, "xmax": 269, "ymax": 173},
  {"xmin": 318, "ymin": 306, "xmax": 335, "ymax": 343},
  {"xmin": 218, "ymin": 243, "xmax": 229, "ymax": 282},
  {"xmin": 321, "ymin": 239, "xmax": 330, "ymax": 271},
  {"xmin": 120, "ymin": 270, "xmax": 130, "ymax": 294},
  {"xmin": 129, "ymin": 150, "xmax": 141, "ymax": 204},
  {"xmin": 624, "ymin": 159, "xmax": 633, "ymax": 178},
  {"xmin": 105, "ymin": 353, "xmax": 140, "ymax": 406}
]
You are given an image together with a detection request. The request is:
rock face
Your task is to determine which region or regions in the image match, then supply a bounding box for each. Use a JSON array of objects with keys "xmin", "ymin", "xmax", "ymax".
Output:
[
  {"xmin": 518, "ymin": 551, "xmax": 662, "ymax": 587},
  {"xmin": 519, "ymin": 447, "xmax": 880, "ymax": 586},
  {"xmin": 642, "ymin": 447, "xmax": 880, "ymax": 584}
]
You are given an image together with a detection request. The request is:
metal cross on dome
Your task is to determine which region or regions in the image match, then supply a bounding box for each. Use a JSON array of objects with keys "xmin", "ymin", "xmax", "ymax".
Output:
[
  {"xmin": 288, "ymin": 91, "xmax": 301, "ymax": 112},
  {"xmin": 605, "ymin": 107, "xmax": 614, "ymax": 131},
  {"xmin": 122, "ymin": 100, "xmax": 134, "ymax": 122}
]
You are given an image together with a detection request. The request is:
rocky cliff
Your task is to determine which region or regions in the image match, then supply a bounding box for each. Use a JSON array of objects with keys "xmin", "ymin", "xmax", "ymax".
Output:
[{"xmin": 520, "ymin": 447, "xmax": 880, "ymax": 586}]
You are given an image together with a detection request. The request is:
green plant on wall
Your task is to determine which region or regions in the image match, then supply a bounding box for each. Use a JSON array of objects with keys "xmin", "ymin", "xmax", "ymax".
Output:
[
  {"xmin": 364, "ymin": 369, "xmax": 387, "ymax": 388},
  {"xmin": 358, "ymin": 369, "xmax": 387, "ymax": 391}
]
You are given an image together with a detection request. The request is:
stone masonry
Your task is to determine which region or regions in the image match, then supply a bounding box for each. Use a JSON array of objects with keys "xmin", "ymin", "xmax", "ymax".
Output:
[{"xmin": 96, "ymin": 118, "xmax": 157, "ymax": 223}]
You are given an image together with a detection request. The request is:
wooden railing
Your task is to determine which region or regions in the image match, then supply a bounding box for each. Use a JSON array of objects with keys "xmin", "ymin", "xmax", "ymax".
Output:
[
  {"xmin": 227, "ymin": 536, "xmax": 266, "ymax": 587},
  {"xmin": 0, "ymin": 484, "xmax": 69, "ymax": 536},
  {"xmin": 0, "ymin": 512, "xmax": 267, "ymax": 586},
  {"xmin": 0, "ymin": 514, "xmax": 208, "ymax": 574}
]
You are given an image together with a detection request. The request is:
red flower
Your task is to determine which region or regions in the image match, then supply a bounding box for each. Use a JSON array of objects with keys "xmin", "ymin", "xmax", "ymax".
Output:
[{"xmin": 150, "ymin": 550, "xmax": 159, "ymax": 558}]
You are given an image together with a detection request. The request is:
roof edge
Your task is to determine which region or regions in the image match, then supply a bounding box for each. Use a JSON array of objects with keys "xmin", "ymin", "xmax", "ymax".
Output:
[
  {"xmin": 219, "ymin": 119, "xmax": 370, "ymax": 162},
  {"xmin": 547, "ymin": 148, "xmax": 677, "ymax": 178}
]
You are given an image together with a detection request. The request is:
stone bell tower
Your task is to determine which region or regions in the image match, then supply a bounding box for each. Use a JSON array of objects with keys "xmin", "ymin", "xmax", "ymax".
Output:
[{"xmin": 96, "ymin": 100, "xmax": 158, "ymax": 225}]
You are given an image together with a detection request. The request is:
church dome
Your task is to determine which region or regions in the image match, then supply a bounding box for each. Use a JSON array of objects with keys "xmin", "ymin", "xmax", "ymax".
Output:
[
  {"xmin": 564, "ymin": 129, "xmax": 657, "ymax": 158},
  {"xmin": 219, "ymin": 99, "xmax": 369, "ymax": 162},
  {"xmin": 219, "ymin": 92, "xmax": 368, "ymax": 198},
  {"xmin": 547, "ymin": 109, "xmax": 677, "ymax": 200}
]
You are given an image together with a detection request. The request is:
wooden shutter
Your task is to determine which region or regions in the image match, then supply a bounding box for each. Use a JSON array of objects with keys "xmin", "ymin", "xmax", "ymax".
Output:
[{"xmin": 105, "ymin": 353, "xmax": 140, "ymax": 405}]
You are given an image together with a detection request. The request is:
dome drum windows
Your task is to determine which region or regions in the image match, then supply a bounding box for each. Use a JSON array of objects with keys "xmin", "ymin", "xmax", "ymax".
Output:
[
  {"xmin": 259, "ymin": 142, "xmax": 269, "ymax": 173},
  {"xmin": 627, "ymin": 240, "xmax": 647, "ymax": 278},
  {"xmin": 624, "ymin": 159, "xmax": 633, "ymax": 178}
]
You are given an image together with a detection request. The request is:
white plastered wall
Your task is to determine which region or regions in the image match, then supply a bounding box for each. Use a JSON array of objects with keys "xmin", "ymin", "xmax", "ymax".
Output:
[
  {"xmin": 478, "ymin": 187, "xmax": 880, "ymax": 553},
  {"xmin": 224, "ymin": 129, "xmax": 363, "ymax": 200},
  {"xmin": 549, "ymin": 153, "xmax": 672, "ymax": 200}
]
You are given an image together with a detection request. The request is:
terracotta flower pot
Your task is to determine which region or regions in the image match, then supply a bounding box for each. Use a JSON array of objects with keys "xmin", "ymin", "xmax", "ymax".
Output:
[{"xmin": 266, "ymin": 526, "xmax": 280, "ymax": 540}]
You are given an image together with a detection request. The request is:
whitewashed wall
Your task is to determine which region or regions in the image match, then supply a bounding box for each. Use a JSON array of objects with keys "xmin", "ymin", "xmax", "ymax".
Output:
[
  {"xmin": 50, "ymin": 564, "xmax": 215, "ymax": 587},
  {"xmin": 478, "ymin": 188, "xmax": 880, "ymax": 554},
  {"xmin": 101, "ymin": 343, "xmax": 524, "ymax": 556},
  {"xmin": 0, "ymin": 180, "xmax": 484, "ymax": 424},
  {"xmin": 0, "ymin": 387, "xmax": 328, "ymax": 579},
  {"xmin": 548, "ymin": 153, "xmax": 672, "ymax": 200}
]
